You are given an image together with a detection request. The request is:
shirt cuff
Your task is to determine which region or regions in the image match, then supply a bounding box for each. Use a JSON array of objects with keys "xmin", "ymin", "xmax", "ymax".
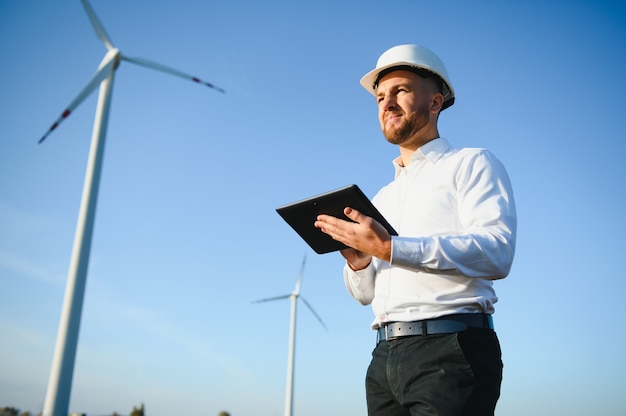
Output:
[{"xmin": 390, "ymin": 236, "xmax": 424, "ymax": 269}]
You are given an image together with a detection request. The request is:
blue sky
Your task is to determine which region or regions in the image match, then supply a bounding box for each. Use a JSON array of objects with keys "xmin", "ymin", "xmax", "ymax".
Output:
[{"xmin": 1, "ymin": 1, "xmax": 625, "ymax": 415}]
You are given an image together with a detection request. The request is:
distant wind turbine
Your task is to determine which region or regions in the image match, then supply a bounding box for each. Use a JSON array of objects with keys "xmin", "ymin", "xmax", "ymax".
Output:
[
  {"xmin": 253, "ymin": 255, "xmax": 327, "ymax": 416},
  {"xmin": 39, "ymin": 1, "xmax": 224, "ymax": 416}
]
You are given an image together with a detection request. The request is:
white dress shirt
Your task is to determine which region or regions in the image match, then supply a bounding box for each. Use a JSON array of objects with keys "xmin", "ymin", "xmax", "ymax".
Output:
[{"xmin": 343, "ymin": 138, "xmax": 517, "ymax": 329}]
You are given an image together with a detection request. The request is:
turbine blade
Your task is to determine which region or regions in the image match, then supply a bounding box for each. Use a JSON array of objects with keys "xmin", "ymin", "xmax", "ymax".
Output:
[
  {"xmin": 252, "ymin": 294, "xmax": 291, "ymax": 304},
  {"xmin": 294, "ymin": 254, "xmax": 307, "ymax": 295},
  {"xmin": 122, "ymin": 55, "xmax": 225, "ymax": 93},
  {"xmin": 301, "ymin": 297, "xmax": 327, "ymax": 330},
  {"xmin": 81, "ymin": 0, "xmax": 114, "ymax": 50},
  {"xmin": 39, "ymin": 50, "xmax": 119, "ymax": 144}
]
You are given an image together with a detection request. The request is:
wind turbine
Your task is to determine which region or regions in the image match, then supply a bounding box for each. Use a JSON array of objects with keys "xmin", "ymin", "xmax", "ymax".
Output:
[
  {"xmin": 253, "ymin": 255, "xmax": 327, "ymax": 416},
  {"xmin": 39, "ymin": 2, "xmax": 224, "ymax": 416}
]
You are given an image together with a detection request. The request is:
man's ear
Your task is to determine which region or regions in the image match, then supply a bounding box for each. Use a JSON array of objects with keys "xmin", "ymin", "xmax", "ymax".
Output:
[{"xmin": 431, "ymin": 93, "xmax": 444, "ymax": 114}]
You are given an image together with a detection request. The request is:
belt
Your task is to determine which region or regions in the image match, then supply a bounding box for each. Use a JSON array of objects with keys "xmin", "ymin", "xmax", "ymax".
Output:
[{"xmin": 377, "ymin": 313, "xmax": 494, "ymax": 343}]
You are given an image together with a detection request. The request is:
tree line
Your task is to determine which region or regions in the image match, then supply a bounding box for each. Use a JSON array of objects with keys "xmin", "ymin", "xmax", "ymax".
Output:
[
  {"xmin": 0, "ymin": 403, "xmax": 148, "ymax": 416},
  {"xmin": 0, "ymin": 406, "xmax": 231, "ymax": 416}
]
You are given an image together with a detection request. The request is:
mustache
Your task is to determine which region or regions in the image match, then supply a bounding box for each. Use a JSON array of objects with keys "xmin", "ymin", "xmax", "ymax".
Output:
[{"xmin": 384, "ymin": 110, "xmax": 404, "ymax": 121}]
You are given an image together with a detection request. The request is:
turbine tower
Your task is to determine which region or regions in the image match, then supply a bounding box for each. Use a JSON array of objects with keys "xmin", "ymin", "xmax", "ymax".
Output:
[
  {"xmin": 253, "ymin": 255, "xmax": 327, "ymax": 416},
  {"xmin": 39, "ymin": 2, "xmax": 224, "ymax": 416}
]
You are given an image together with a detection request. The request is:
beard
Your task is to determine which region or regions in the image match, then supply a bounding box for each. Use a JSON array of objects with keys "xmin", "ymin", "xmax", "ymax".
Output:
[{"xmin": 382, "ymin": 103, "xmax": 431, "ymax": 146}]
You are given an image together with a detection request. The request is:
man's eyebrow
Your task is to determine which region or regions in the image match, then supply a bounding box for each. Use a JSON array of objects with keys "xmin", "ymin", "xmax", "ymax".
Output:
[{"xmin": 377, "ymin": 82, "xmax": 411, "ymax": 95}]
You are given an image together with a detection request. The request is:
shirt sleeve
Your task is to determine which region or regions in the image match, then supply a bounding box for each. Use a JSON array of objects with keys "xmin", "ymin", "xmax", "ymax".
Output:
[
  {"xmin": 343, "ymin": 261, "xmax": 376, "ymax": 305},
  {"xmin": 390, "ymin": 150, "xmax": 517, "ymax": 279}
]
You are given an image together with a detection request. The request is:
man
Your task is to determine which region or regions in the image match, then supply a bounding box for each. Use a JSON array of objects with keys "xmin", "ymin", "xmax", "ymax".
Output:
[{"xmin": 315, "ymin": 44, "xmax": 517, "ymax": 415}]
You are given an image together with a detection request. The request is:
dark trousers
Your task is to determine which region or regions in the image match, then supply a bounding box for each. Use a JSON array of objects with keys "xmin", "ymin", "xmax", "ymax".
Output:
[{"xmin": 366, "ymin": 328, "xmax": 503, "ymax": 416}]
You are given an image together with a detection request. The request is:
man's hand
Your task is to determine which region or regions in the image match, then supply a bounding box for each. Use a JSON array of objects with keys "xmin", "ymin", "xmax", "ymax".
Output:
[{"xmin": 314, "ymin": 207, "xmax": 392, "ymax": 269}]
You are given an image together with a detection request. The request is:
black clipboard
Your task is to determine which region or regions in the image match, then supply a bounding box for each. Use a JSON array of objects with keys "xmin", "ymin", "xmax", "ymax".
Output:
[{"xmin": 276, "ymin": 184, "xmax": 397, "ymax": 254}]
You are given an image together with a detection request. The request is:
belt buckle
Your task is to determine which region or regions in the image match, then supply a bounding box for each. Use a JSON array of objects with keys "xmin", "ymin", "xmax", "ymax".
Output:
[{"xmin": 376, "ymin": 325, "xmax": 391, "ymax": 343}]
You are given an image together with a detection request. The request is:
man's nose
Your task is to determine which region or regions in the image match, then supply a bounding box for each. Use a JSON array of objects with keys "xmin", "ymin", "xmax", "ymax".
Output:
[{"xmin": 381, "ymin": 95, "xmax": 397, "ymax": 110}]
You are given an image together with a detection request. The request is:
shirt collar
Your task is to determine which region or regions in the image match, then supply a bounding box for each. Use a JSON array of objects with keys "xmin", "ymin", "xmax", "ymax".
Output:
[{"xmin": 393, "ymin": 138, "xmax": 451, "ymax": 175}]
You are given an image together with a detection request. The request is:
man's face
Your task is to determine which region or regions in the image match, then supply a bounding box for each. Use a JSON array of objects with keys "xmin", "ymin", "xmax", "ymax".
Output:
[{"xmin": 376, "ymin": 70, "xmax": 436, "ymax": 147}]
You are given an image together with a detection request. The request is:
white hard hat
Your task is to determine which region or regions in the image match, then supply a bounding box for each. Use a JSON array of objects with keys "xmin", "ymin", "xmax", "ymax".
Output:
[{"xmin": 360, "ymin": 44, "xmax": 455, "ymax": 110}]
